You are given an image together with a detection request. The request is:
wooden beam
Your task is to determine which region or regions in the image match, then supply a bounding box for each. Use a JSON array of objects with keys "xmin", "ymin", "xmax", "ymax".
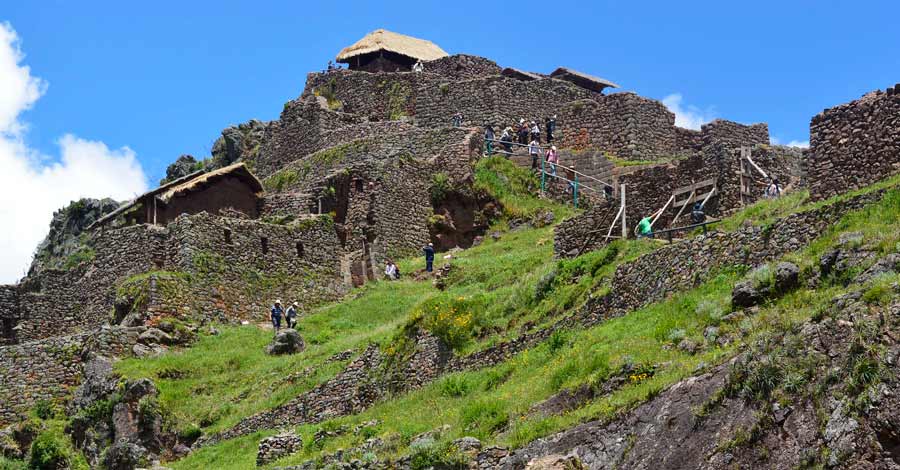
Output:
[
  {"xmin": 620, "ymin": 184, "xmax": 627, "ymax": 239},
  {"xmin": 650, "ymin": 194, "xmax": 675, "ymax": 228},
  {"xmin": 671, "ymin": 190, "xmax": 695, "ymax": 225},
  {"xmin": 604, "ymin": 204, "xmax": 624, "ymax": 242},
  {"xmin": 699, "ymin": 186, "xmax": 717, "ymax": 209}
]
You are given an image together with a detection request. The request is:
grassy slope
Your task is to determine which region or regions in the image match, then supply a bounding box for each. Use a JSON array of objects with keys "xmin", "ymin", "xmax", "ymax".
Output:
[{"xmin": 115, "ymin": 158, "xmax": 900, "ymax": 469}]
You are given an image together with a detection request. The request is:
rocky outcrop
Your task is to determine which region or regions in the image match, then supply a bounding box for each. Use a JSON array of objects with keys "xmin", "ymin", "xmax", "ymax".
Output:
[
  {"xmin": 267, "ymin": 329, "xmax": 305, "ymax": 355},
  {"xmin": 211, "ymin": 119, "xmax": 271, "ymax": 169},
  {"xmin": 257, "ymin": 432, "xmax": 303, "ymax": 466},
  {"xmin": 27, "ymin": 197, "xmax": 119, "ymax": 277},
  {"xmin": 161, "ymin": 154, "xmax": 199, "ymax": 184}
]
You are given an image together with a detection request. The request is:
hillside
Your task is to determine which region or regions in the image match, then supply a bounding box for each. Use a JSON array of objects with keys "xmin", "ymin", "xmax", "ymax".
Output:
[{"xmin": 1, "ymin": 29, "xmax": 899, "ymax": 470}]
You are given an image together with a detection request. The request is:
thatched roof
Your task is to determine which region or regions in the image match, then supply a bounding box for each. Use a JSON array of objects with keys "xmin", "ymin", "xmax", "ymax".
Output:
[
  {"xmin": 501, "ymin": 67, "xmax": 544, "ymax": 81},
  {"xmin": 550, "ymin": 67, "xmax": 620, "ymax": 93},
  {"xmin": 89, "ymin": 163, "xmax": 262, "ymax": 228},
  {"xmin": 158, "ymin": 162, "xmax": 262, "ymax": 203},
  {"xmin": 336, "ymin": 29, "xmax": 448, "ymax": 63}
]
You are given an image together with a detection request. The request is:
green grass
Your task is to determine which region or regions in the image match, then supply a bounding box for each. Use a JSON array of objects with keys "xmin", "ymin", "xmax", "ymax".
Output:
[{"xmin": 169, "ymin": 184, "xmax": 900, "ymax": 469}]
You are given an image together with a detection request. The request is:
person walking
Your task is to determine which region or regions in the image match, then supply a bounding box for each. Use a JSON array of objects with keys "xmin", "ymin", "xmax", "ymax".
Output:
[
  {"xmin": 530, "ymin": 120, "xmax": 541, "ymax": 143},
  {"xmin": 546, "ymin": 116, "xmax": 557, "ymax": 143},
  {"xmin": 452, "ymin": 112, "xmax": 463, "ymax": 127},
  {"xmin": 500, "ymin": 127, "xmax": 514, "ymax": 155},
  {"xmin": 423, "ymin": 243, "xmax": 435, "ymax": 273},
  {"xmin": 764, "ymin": 177, "xmax": 782, "ymax": 199},
  {"xmin": 484, "ymin": 125, "xmax": 495, "ymax": 155},
  {"xmin": 270, "ymin": 300, "xmax": 284, "ymax": 335},
  {"xmin": 528, "ymin": 138, "xmax": 541, "ymax": 171},
  {"xmin": 286, "ymin": 302, "xmax": 298, "ymax": 329},
  {"xmin": 517, "ymin": 119, "xmax": 529, "ymax": 145},
  {"xmin": 636, "ymin": 216, "xmax": 653, "ymax": 239},
  {"xmin": 545, "ymin": 145, "xmax": 559, "ymax": 176}
]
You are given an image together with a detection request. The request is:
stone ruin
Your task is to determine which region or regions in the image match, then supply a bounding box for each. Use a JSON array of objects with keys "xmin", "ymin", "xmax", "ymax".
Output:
[{"xmin": 1, "ymin": 29, "xmax": 898, "ymax": 441}]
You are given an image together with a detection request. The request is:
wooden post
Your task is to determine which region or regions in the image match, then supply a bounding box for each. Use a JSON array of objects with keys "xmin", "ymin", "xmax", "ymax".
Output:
[
  {"xmin": 573, "ymin": 175, "xmax": 579, "ymax": 208},
  {"xmin": 541, "ymin": 156, "xmax": 546, "ymax": 194},
  {"xmin": 620, "ymin": 184, "xmax": 627, "ymax": 239}
]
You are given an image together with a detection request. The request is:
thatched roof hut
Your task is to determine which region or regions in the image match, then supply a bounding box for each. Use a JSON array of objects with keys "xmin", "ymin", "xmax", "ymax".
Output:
[
  {"xmin": 92, "ymin": 163, "xmax": 263, "ymax": 228},
  {"xmin": 336, "ymin": 29, "xmax": 448, "ymax": 72},
  {"xmin": 550, "ymin": 67, "xmax": 620, "ymax": 93}
]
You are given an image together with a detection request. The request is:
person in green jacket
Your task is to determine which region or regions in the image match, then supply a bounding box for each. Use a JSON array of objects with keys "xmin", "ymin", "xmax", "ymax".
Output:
[{"xmin": 636, "ymin": 216, "xmax": 653, "ymax": 239}]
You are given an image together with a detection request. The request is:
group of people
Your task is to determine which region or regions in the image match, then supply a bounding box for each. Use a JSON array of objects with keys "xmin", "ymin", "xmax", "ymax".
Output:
[
  {"xmin": 484, "ymin": 116, "xmax": 557, "ymax": 156},
  {"xmin": 269, "ymin": 299, "xmax": 299, "ymax": 334},
  {"xmin": 381, "ymin": 243, "xmax": 434, "ymax": 281}
]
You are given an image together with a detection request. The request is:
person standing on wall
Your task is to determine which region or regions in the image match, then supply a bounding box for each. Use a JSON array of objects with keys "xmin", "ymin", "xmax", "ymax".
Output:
[
  {"xmin": 423, "ymin": 243, "xmax": 435, "ymax": 273},
  {"xmin": 546, "ymin": 115, "xmax": 557, "ymax": 143},
  {"xmin": 286, "ymin": 302, "xmax": 298, "ymax": 329},
  {"xmin": 270, "ymin": 300, "xmax": 284, "ymax": 335},
  {"xmin": 484, "ymin": 124, "xmax": 495, "ymax": 155}
]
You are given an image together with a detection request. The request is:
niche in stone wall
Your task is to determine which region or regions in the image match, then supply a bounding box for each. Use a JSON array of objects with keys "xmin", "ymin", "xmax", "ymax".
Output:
[
  {"xmin": 224, "ymin": 228, "xmax": 233, "ymax": 245},
  {"xmin": 261, "ymin": 237, "xmax": 269, "ymax": 254},
  {"xmin": 355, "ymin": 179, "xmax": 364, "ymax": 193},
  {"xmin": 296, "ymin": 241, "xmax": 304, "ymax": 258},
  {"xmin": 2, "ymin": 318, "xmax": 15, "ymax": 343}
]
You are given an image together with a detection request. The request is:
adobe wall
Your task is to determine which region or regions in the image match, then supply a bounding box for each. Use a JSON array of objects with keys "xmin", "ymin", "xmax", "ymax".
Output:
[
  {"xmin": 160, "ymin": 176, "xmax": 260, "ymax": 223},
  {"xmin": 807, "ymin": 86, "xmax": 900, "ymax": 201}
]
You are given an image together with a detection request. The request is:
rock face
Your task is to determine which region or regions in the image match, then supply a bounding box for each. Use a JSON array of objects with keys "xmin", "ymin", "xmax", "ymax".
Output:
[
  {"xmin": 257, "ymin": 432, "xmax": 303, "ymax": 466},
  {"xmin": 28, "ymin": 197, "xmax": 120, "ymax": 277},
  {"xmin": 210, "ymin": 119, "xmax": 270, "ymax": 169},
  {"xmin": 160, "ymin": 154, "xmax": 199, "ymax": 184},
  {"xmin": 267, "ymin": 329, "xmax": 305, "ymax": 355}
]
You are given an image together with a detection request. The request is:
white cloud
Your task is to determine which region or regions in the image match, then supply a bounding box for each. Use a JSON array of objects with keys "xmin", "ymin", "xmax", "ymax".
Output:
[
  {"xmin": 787, "ymin": 140, "xmax": 809, "ymax": 149},
  {"xmin": 662, "ymin": 93, "xmax": 716, "ymax": 130},
  {"xmin": 0, "ymin": 22, "xmax": 148, "ymax": 283}
]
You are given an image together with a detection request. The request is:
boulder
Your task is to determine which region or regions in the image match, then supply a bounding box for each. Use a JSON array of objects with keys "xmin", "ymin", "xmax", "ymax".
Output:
[
  {"xmin": 453, "ymin": 436, "xmax": 483, "ymax": 453},
  {"xmin": 102, "ymin": 441, "xmax": 149, "ymax": 470},
  {"xmin": 731, "ymin": 280, "xmax": 764, "ymax": 309},
  {"xmin": 774, "ymin": 262, "xmax": 800, "ymax": 292},
  {"xmin": 139, "ymin": 328, "xmax": 174, "ymax": 345},
  {"xmin": 266, "ymin": 329, "xmax": 305, "ymax": 355}
]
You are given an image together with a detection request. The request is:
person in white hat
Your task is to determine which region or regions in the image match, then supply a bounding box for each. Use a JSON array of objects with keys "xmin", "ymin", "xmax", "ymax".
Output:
[
  {"xmin": 286, "ymin": 302, "xmax": 299, "ymax": 329},
  {"xmin": 270, "ymin": 300, "xmax": 284, "ymax": 334}
]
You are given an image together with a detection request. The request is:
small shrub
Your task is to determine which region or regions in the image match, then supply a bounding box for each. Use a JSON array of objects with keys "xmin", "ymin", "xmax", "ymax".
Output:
[
  {"xmin": 696, "ymin": 299, "xmax": 725, "ymax": 325},
  {"xmin": 31, "ymin": 401, "xmax": 58, "ymax": 421},
  {"xmin": 747, "ymin": 264, "xmax": 774, "ymax": 290},
  {"xmin": 482, "ymin": 366, "xmax": 514, "ymax": 391},
  {"xmin": 27, "ymin": 432, "xmax": 69, "ymax": 470},
  {"xmin": 533, "ymin": 270, "xmax": 557, "ymax": 303},
  {"xmin": 417, "ymin": 295, "xmax": 484, "ymax": 351},
  {"xmin": 63, "ymin": 247, "xmax": 95, "ymax": 270},
  {"xmin": 178, "ymin": 424, "xmax": 202, "ymax": 444},
  {"xmin": 265, "ymin": 169, "xmax": 299, "ymax": 192},
  {"xmin": 439, "ymin": 375, "xmax": 473, "ymax": 398},
  {"xmin": 408, "ymin": 438, "xmax": 467, "ymax": 470},
  {"xmin": 429, "ymin": 173, "xmax": 451, "ymax": 204},
  {"xmin": 549, "ymin": 361, "xmax": 579, "ymax": 391},
  {"xmin": 666, "ymin": 328, "xmax": 687, "ymax": 344},
  {"xmin": 439, "ymin": 83, "xmax": 450, "ymax": 95},
  {"xmin": 547, "ymin": 329, "xmax": 570, "ymax": 353}
]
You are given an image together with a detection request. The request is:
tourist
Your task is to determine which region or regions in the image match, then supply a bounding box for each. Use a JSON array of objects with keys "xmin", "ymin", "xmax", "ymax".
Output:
[
  {"xmin": 603, "ymin": 184, "xmax": 613, "ymax": 201},
  {"xmin": 327, "ymin": 60, "xmax": 335, "ymax": 72},
  {"xmin": 530, "ymin": 120, "xmax": 541, "ymax": 143},
  {"xmin": 546, "ymin": 115, "xmax": 557, "ymax": 143},
  {"xmin": 286, "ymin": 302, "xmax": 298, "ymax": 329},
  {"xmin": 484, "ymin": 125, "xmax": 495, "ymax": 155},
  {"xmin": 764, "ymin": 177, "xmax": 782, "ymax": 199},
  {"xmin": 385, "ymin": 260, "xmax": 399, "ymax": 280},
  {"xmin": 413, "ymin": 60, "xmax": 424, "ymax": 73},
  {"xmin": 500, "ymin": 127, "xmax": 514, "ymax": 155},
  {"xmin": 452, "ymin": 112, "xmax": 463, "ymax": 127},
  {"xmin": 517, "ymin": 119, "xmax": 529, "ymax": 145},
  {"xmin": 636, "ymin": 216, "xmax": 653, "ymax": 239},
  {"xmin": 270, "ymin": 300, "xmax": 284, "ymax": 334},
  {"xmin": 528, "ymin": 139, "xmax": 541, "ymax": 171},
  {"xmin": 545, "ymin": 145, "xmax": 559, "ymax": 176},
  {"xmin": 565, "ymin": 163, "xmax": 577, "ymax": 194},
  {"xmin": 690, "ymin": 202, "xmax": 706, "ymax": 225},
  {"xmin": 423, "ymin": 242, "xmax": 435, "ymax": 273}
]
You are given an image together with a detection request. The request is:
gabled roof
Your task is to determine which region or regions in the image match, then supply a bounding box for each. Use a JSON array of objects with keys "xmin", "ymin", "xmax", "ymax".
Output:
[
  {"xmin": 336, "ymin": 29, "xmax": 449, "ymax": 63},
  {"xmin": 550, "ymin": 67, "xmax": 620, "ymax": 93},
  {"xmin": 89, "ymin": 163, "xmax": 262, "ymax": 228}
]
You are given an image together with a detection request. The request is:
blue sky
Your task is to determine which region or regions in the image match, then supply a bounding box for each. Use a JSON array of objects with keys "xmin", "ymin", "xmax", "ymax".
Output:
[{"xmin": 0, "ymin": 0, "xmax": 898, "ymax": 281}]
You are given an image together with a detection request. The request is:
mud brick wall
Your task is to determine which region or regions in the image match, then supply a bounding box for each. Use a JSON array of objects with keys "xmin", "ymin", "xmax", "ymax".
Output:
[
  {"xmin": 424, "ymin": 54, "xmax": 502, "ymax": 80},
  {"xmin": 807, "ymin": 86, "xmax": 900, "ymax": 201}
]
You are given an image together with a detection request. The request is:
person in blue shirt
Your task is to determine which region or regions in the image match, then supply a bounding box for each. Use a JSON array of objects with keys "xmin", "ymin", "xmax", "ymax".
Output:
[
  {"xmin": 423, "ymin": 243, "xmax": 435, "ymax": 273},
  {"xmin": 270, "ymin": 300, "xmax": 284, "ymax": 334}
]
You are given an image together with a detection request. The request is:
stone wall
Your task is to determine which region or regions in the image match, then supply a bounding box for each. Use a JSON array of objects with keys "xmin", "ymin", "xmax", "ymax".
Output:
[
  {"xmin": 807, "ymin": 86, "xmax": 900, "ymax": 201},
  {"xmin": 555, "ymin": 93, "xmax": 677, "ymax": 160},
  {"xmin": 0, "ymin": 286, "xmax": 19, "ymax": 346},
  {"xmin": 423, "ymin": 54, "xmax": 501, "ymax": 80},
  {"xmin": 0, "ymin": 325, "xmax": 146, "ymax": 425}
]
